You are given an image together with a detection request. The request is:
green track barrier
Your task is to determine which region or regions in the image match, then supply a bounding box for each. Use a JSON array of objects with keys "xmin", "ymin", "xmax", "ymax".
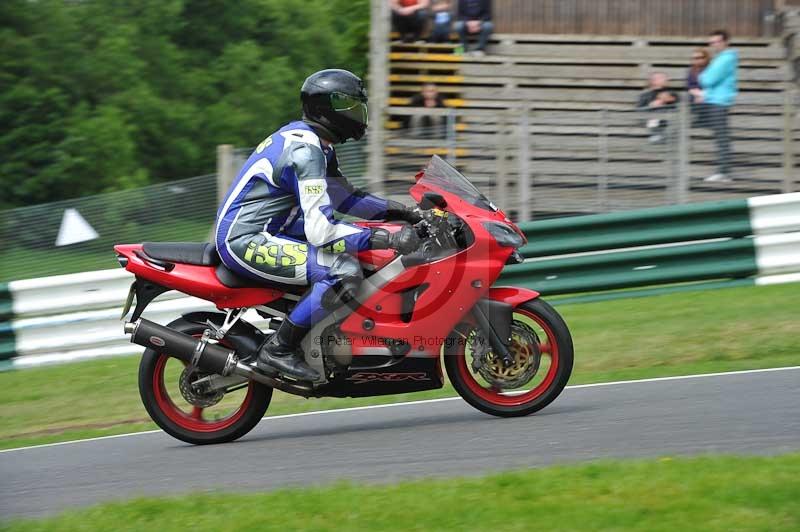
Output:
[
  {"xmin": 0, "ymin": 282, "xmax": 11, "ymax": 322},
  {"xmin": 517, "ymin": 199, "xmax": 751, "ymax": 258},
  {"xmin": 0, "ymin": 336, "xmax": 16, "ymax": 361},
  {"xmin": 499, "ymin": 238, "xmax": 758, "ymax": 295},
  {"xmin": 0, "ymin": 282, "xmax": 14, "ymax": 362},
  {"xmin": 549, "ymin": 278, "xmax": 756, "ymax": 306}
]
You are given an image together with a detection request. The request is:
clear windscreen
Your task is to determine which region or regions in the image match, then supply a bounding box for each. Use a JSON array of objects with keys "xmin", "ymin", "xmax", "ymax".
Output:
[{"xmin": 416, "ymin": 155, "xmax": 496, "ymax": 211}]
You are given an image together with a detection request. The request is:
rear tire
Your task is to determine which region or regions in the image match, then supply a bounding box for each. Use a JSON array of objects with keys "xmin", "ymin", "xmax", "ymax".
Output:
[
  {"xmin": 445, "ymin": 298, "xmax": 573, "ymax": 417},
  {"xmin": 138, "ymin": 317, "xmax": 272, "ymax": 445}
]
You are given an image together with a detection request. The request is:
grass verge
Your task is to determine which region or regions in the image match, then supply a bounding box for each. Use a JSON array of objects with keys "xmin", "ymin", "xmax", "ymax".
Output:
[
  {"xmin": 3, "ymin": 453, "xmax": 799, "ymax": 531},
  {"xmin": 1, "ymin": 282, "xmax": 798, "ymax": 450}
]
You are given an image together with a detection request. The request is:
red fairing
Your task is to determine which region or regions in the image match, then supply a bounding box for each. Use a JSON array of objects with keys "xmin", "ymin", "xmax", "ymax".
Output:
[
  {"xmin": 486, "ymin": 286, "xmax": 541, "ymax": 307},
  {"xmin": 339, "ymin": 179, "xmax": 518, "ymax": 355},
  {"xmin": 356, "ymin": 249, "xmax": 397, "ymax": 270},
  {"xmin": 113, "ymin": 244, "xmax": 284, "ymax": 309}
]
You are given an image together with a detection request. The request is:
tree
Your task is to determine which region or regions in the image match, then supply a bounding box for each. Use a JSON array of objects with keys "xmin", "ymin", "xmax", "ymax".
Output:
[{"xmin": 0, "ymin": 0, "xmax": 371, "ymax": 207}]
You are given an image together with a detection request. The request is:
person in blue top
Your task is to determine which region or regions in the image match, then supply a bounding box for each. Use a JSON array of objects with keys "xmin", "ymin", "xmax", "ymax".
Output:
[
  {"xmin": 215, "ymin": 69, "xmax": 422, "ymax": 381},
  {"xmin": 692, "ymin": 29, "xmax": 738, "ymax": 182}
]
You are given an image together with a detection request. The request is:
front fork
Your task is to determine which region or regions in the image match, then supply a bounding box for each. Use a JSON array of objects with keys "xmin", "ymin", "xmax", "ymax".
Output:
[{"xmin": 472, "ymin": 299, "xmax": 515, "ymax": 368}]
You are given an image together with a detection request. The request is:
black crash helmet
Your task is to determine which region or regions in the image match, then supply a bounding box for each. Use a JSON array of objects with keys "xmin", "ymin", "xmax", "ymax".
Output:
[{"xmin": 301, "ymin": 69, "xmax": 368, "ymax": 143}]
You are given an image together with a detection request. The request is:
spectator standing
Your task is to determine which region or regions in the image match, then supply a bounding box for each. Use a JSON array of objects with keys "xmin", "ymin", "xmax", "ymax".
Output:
[
  {"xmin": 636, "ymin": 72, "xmax": 678, "ymax": 143},
  {"xmin": 687, "ymin": 48, "xmax": 710, "ymax": 105},
  {"xmin": 428, "ymin": 0, "xmax": 452, "ymax": 43},
  {"xmin": 455, "ymin": 0, "xmax": 493, "ymax": 56},
  {"xmin": 391, "ymin": 0, "xmax": 430, "ymax": 43},
  {"xmin": 402, "ymin": 83, "xmax": 447, "ymax": 138},
  {"xmin": 698, "ymin": 30, "xmax": 738, "ymax": 182},
  {"xmin": 687, "ymin": 48, "xmax": 711, "ymax": 128}
]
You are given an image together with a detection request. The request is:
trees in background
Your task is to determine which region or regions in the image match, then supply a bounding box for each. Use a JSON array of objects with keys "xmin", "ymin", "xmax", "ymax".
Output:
[{"xmin": 0, "ymin": 0, "xmax": 369, "ymax": 207}]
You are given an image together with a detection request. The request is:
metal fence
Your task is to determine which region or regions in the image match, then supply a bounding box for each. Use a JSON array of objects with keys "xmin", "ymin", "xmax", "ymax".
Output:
[
  {"xmin": 0, "ymin": 175, "xmax": 217, "ymax": 282},
  {"xmin": 383, "ymin": 102, "xmax": 799, "ymax": 220}
]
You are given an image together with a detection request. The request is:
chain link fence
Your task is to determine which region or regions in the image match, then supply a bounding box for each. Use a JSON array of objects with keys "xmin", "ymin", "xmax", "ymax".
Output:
[{"xmin": 0, "ymin": 175, "xmax": 217, "ymax": 282}]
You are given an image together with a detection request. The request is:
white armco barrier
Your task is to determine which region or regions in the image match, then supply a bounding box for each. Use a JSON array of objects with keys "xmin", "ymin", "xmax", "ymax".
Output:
[
  {"xmin": 10, "ymin": 296, "xmax": 269, "ymax": 370},
  {"xmin": 748, "ymin": 193, "xmax": 800, "ymax": 235},
  {"xmin": 3, "ymin": 267, "xmax": 270, "ymax": 370},
  {"xmin": 754, "ymin": 233, "xmax": 800, "ymax": 276},
  {"xmin": 8, "ymin": 269, "xmax": 186, "ymax": 318}
]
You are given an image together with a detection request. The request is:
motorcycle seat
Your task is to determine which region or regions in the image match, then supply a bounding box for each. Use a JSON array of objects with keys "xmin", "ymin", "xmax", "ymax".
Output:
[
  {"xmin": 214, "ymin": 263, "xmax": 308, "ymax": 295},
  {"xmin": 140, "ymin": 242, "xmax": 307, "ymax": 295},
  {"xmin": 141, "ymin": 242, "xmax": 220, "ymax": 266}
]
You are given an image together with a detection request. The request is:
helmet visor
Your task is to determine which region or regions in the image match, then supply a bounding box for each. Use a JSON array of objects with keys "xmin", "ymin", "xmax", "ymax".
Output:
[{"xmin": 330, "ymin": 92, "xmax": 369, "ymax": 126}]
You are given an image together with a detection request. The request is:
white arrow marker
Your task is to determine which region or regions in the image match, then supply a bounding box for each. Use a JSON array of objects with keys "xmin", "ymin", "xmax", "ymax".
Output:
[{"xmin": 55, "ymin": 208, "xmax": 99, "ymax": 246}]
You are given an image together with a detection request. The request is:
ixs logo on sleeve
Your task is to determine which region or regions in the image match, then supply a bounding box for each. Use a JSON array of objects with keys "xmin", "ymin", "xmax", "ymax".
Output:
[
  {"xmin": 321, "ymin": 239, "xmax": 346, "ymax": 254},
  {"xmin": 304, "ymin": 184, "xmax": 324, "ymax": 195}
]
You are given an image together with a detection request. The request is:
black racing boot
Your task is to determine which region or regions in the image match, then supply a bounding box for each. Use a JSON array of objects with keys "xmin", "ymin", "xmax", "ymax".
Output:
[{"xmin": 256, "ymin": 319, "xmax": 319, "ymax": 381}]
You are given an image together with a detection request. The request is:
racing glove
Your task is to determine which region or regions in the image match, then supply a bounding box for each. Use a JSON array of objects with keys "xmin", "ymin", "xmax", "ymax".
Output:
[
  {"xmin": 385, "ymin": 200, "xmax": 423, "ymax": 225},
  {"xmin": 370, "ymin": 226, "xmax": 421, "ymax": 255}
]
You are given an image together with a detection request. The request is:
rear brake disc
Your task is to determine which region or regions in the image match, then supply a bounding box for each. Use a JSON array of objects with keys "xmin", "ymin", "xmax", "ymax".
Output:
[{"xmin": 179, "ymin": 367, "xmax": 225, "ymax": 408}]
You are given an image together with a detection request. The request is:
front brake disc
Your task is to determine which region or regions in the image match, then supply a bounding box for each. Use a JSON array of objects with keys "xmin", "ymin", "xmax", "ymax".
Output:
[{"xmin": 476, "ymin": 321, "xmax": 540, "ymax": 390}]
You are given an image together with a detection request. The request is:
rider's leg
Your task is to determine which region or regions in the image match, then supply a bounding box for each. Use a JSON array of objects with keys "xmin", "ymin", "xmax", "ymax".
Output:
[
  {"xmin": 255, "ymin": 276, "xmax": 336, "ymax": 381},
  {"xmin": 219, "ymin": 232, "xmax": 322, "ymax": 380},
  {"xmin": 252, "ymin": 239, "xmax": 363, "ymax": 381}
]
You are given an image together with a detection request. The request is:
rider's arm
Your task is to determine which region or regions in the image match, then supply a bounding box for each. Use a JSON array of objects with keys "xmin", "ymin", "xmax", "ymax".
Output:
[
  {"xmin": 325, "ymin": 153, "xmax": 388, "ymax": 220},
  {"xmin": 289, "ymin": 143, "xmax": 372, "ymax": 252},
  {"xmin": 326, "ymin": 152, "xmax": 421, "ymax": 224}
]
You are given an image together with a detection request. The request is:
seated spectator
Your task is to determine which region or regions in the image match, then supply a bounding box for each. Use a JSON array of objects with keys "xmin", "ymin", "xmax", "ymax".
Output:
[
  {"xmin": 391, "ymin": 0, "xmax": 430, "ymax": 43},
  {"xmin": 401, "ymin": 83, "xmax": 447, "ymax": 138},
  {"xmin": 455, "ymin": 0, "xmax": 493, "ymax": 56},
  {"xmin": 636, "ymin": 72, "xmax": 679, "ymax": 143},
  {"xmin": 428, "ymin": 0, "xmax": 452, "ymax": 43}
]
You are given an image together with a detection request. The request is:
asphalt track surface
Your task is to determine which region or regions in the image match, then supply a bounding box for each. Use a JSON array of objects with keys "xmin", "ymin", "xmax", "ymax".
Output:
[{"xmin": 2, "ymin": 367, "xmax": 799, "ymax": 518}]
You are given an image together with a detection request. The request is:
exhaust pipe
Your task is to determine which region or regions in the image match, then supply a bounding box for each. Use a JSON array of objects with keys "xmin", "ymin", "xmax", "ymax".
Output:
[{"xmin": 124, "ymin": 318, "xmax": 314, "ymax": 397}]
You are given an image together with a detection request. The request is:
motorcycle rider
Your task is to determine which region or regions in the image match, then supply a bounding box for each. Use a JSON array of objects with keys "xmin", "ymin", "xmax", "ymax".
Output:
[{"xmin": 215, "ymin": 69, "xmax": 421, "ymax": 382}]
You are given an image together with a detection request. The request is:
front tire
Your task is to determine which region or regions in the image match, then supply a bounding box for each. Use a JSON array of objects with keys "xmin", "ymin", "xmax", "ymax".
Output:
[
  {"xmin": 138, "ymin": 317, "xmax": 272, "ymax": 445},
  {"xmin": 445, "ymin": 298, "xmax": 573, "ymax": 417}
]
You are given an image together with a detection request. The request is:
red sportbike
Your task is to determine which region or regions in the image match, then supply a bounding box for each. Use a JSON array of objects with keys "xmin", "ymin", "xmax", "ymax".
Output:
[{"xmin": 115, "ymin": 156, "xmax": 573, "ymax": 445}]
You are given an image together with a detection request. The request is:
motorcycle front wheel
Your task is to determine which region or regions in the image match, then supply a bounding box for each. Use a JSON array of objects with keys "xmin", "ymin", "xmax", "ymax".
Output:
[
  {"xmin": 444, "ymin": 298, "xmax": 573, "ymax": 417},
  {"xmin": 138, "ymin": 317, "xmax": 272, "ymax": 445}
]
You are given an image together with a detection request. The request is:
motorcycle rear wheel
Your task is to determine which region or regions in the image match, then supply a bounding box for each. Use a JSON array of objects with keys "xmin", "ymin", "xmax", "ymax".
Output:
[
  {"xmin": 444, "ymin": 298, "xmax": 573, "ymax": 417},
  {"xmin": 138, "ymin": 317, "xmax": 272, "ymax": 445}
]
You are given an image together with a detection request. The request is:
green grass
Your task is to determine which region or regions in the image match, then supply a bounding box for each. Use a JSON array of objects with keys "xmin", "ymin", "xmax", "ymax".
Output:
[
  {"xmin": 3, "ymin": 454, "xmax": 799, "ymax": 531},
  {"xmin": 1, "ymin": 282, "xmax": 798, "ymax": 450}
]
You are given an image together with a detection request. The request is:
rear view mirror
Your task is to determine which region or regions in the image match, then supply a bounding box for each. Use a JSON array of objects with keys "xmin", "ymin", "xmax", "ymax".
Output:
[{"xmin": 419, "ymin": 192, "xmax": 447, "ymax": 210}]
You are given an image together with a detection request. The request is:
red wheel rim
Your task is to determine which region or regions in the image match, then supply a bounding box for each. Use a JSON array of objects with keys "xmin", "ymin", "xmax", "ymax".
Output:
[
  {"xmin": 456, "ymin": 307, "xmax": 559, "ymax": 407},
  {"xmin": 152, "ymin": 351, "xmax": 255, "ymax": 433}
]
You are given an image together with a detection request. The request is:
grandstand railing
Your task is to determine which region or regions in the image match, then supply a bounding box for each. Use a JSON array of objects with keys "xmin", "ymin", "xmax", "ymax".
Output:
[{"xmin": 384, "ymin": 102, "xmax": 799, "ymax": 221}]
